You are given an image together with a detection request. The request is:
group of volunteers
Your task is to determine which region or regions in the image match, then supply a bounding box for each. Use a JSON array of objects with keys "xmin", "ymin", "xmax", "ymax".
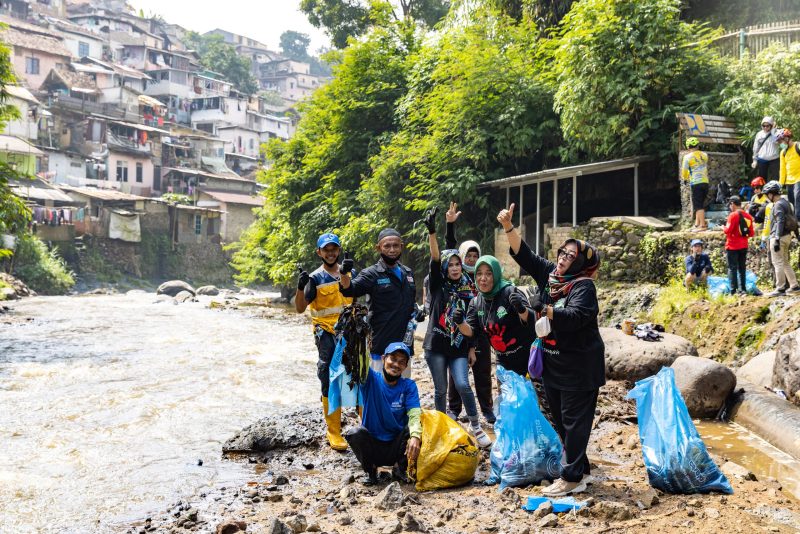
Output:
[
  {"xmin": 681, "ymin": 117, "xmax": 800, "ymax": 296},
  {"xmin": 296, "ymin": 202, "xmax": 605, "ymax": 496}
]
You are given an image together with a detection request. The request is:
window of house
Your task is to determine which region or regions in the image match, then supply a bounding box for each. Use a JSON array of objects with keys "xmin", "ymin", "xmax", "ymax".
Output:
[
  {"xmin": 207, "ymin": 217, "xmax": 216, "ymax": 236},
  {"xmin": 135, "ymin": 162, "xmax": 143, "ymax": 183},
  {"xmin": 116, "ymin": 160, "xmax": 128, "ymax": 182},
  {"xmin": 194, "ymin": 214, "xmax": 202, "ymax": 235},
  {"xmin": 290, "ymin": 82, "xmax": 294, "ymax": 89},
  {"xmin": 25, "ymin": 57, "xmax": 39, "ymax": 75},
  {"xmin": 78, "ymin": 41, "xmax": 90, "ymax": 57},
  {"xmin": 249, "ymin": 138, "xmax": 254, "ymax": 150}
]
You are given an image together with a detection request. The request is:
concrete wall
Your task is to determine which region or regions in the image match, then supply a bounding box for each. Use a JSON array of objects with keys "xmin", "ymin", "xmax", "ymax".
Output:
[
  {"xmin": 36, "ymin": 223, "xmax": 74, "ymax": 244},
  {"xmin": 61, "ymin": 34, "xmax": 104, "ymax": 59},
  {"xmin": 107, "ymin": 151, "xmax": 154, "ymax": 190},
  {"xmin": 221, "ymin": 202, "xmax": 256, "ymax": 243},
  {"xmin": 11, "ymin": 46, "xmax": 69, "ymax": 89},
  {"xmin": 3, "ymin": 96, "xmax": 38, "ymax": 140},
  {"xmin": 47, "ymin": 151, "xmax": 87, "ymax": 182},
  {"xmin": 218, "ymin": 128, "xmax": 260, "ymax": 158}
]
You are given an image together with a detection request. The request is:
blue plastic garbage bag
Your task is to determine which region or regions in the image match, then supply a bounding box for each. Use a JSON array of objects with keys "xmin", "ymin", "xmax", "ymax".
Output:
[
  {"xmin": 707, "ymin": 271, "xmax": 758, "ymax": 297},
  {"xmin": 327, "ymin": 336, "xmax": 362, "ymax": 415},
  {"xmin": 626, "ymin": 367, "xmax": 733, "ymax": 494},
  {"xmin": 486, "ymin": 366, "xmax": 563, "ymax": 489},
  {"xmin": 523, "ymin": 496, "xmax": 587, "ymax": 513}
]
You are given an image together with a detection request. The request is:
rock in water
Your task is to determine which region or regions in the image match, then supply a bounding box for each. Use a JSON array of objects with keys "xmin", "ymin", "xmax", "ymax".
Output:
[
  {"xmin": 197, "ymin": 285, "xmax": 220, "ymax": 296},
  {"xmin": 671, "ymin": 356, "xmax": 736, "ymax": 418},
  {"xmin": 157, "ymin": 280, "xmax": 196, "ymax": 297},
  {"xmin": 738, "ymin": 351, "xmax": 776, "ymax": 389},
  {"xmin": 174, "ymin": 290, "xmax": 195, "ymax": 303},
  {"xmin": 602, "ymin": 327, "xmax": 698, "ymax": 381},
  {"xmin": 223, "ymin": 408, "xmax": 323, "ymax": 453},
  {"xmin": 772, "ymin": 328, "xmax": 800, "ymax": 406},
  {"xmin": 374, "ymin": 482, "xmax": 404, "ymax": 511}
]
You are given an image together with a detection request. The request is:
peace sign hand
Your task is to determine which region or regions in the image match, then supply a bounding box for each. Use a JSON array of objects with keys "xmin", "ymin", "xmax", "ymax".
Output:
[
  {"xmin": 445, "ymin": 201, "xmax": 462, "ymax": 223},
  {"xmin": 497, "ymin": 203, "xmax": 515, "ymax": 231}
]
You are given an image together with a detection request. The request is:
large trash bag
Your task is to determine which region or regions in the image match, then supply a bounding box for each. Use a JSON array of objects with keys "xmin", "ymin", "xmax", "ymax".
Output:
[
  {"xmin": 486, "ymin": 366, "xmax": 563, "ymax": 489},
  {"xmin": 626, "ymin": 367, "xmax": 733, "ymax": 494},
  {"xmin": 327, "ymin": 337, "xmax": 362, "ymax": 414},
  {"xmin": 707, "ymin": 271, "xmax": 758, "ymax": 297},
  {"xmin": 414, "ymin": 409, "xmax": 480, "ymax": 492}
]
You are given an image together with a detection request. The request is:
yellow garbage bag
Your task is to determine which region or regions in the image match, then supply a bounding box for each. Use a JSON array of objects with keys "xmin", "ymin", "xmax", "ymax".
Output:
[{"xmin": 413, "ymin": 409, "xmax": 480, "ymax": 492}]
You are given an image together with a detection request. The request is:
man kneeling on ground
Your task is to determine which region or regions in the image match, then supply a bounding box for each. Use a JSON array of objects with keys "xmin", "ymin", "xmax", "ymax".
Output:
[
  {"xmin": 344, "ymin": 342, "xmax": 422, "ymax": 486},
  {"xmin": 685, "ymin": 239, "xmax": 712, "ymax": 290}
]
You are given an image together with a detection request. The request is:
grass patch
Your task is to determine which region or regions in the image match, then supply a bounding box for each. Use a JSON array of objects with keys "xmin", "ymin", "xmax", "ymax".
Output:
[
  {"xmin": 735, "ymin": 324, "xmax": 765, "ymax": 350},
  {"xmin": 754, "ymin": 305, "xmax": 771, "ymax": 324}
]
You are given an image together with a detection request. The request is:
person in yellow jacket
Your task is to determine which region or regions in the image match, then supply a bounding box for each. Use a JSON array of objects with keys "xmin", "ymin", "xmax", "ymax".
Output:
[
  {"xmin": 778, "ymin": 128, "xmax": 800, "ymax": 216},
  {"xmin": 296, "ymin": 233, "xmax": 354, "ymax": 450},
  {"xmin": 681, "ymin": 137, "xmax": 709, "ymax": 231}
]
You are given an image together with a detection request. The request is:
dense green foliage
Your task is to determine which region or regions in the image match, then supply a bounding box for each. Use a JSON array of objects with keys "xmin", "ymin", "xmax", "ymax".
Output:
[
  {"xmin": 185, "ymin": 32, "xmax": 259, "ymax": 95},
  {"xmin": 232, "ymin": 0, "xmax": 800, "ymax": 287},
  {"xmin": 12, "ymin": 235, "xmax": 75, "ymax": 294}
]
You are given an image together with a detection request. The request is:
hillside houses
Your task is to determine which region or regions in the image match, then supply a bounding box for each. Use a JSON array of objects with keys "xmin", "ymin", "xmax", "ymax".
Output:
[{"xmin": 0, "ymin": 1, "xmax": 324, "ymax": 252}]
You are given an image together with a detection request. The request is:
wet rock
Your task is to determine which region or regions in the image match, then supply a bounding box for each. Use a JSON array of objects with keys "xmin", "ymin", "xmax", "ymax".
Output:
[
  {"xmin": 266, "ymin": 518, "xmax": 292, "ymax": 534},
  {"xmin": 737, "ymin": 351, "xmax": 776, "ymax": 389},
  {"xmin": 536, "ymin": 514, "xmax": 559, "ymax": 528},
  {"xmin": 591, "ymin": 501, "xmax": 636, "ymax": 521},
  {"xmin": 375, "ymin": 482, "xmax": 404, "ymax": 511},
  {"xmin": 223, "ymin": 408, "xmax": 323, "ymax": 453},
  {"xmin": 772, "ymin": 328, "xmax": 800, "ymax": 406},
  {"xmin": 157, "ymin": 280, "xmax": 196, "ymax": 297},
  {"xmin": 532, "ymin": 501, "xmax": 553, "ymax": 519},
  {"xmin": 216, "ymin": 520, "xmax": 247, "ymax": 534},
  {"xmin": 603, "ymin": 327, "xmax": 697, "ymax": 381},
  {"xmin": 196, "ymin": 285, "xmax": 220, "ymax": 296},
  {"xmin": 720, "ymin": 461, "xmax": 757, "ymax": 481},
  {"xmin": 284, "ymin": 515, "xmax": 307, "ymax": 533},
  {"xmin": 174, "ymin": 290, "xmax": 195, "ymax": 303},
  {"xmin": 402, "ymin": 512, "xmax": 425, "ymax": 532},
  {"xmin": 672, "ymin": 356, "xmax": 737, "ymax": 417}
]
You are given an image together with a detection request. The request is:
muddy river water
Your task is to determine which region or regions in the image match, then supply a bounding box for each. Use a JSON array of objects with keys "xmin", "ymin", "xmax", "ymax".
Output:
[
  {"xmin": 1, "ymin": 293, "xmax": 799, "ymax": 533},
  {"xmin": 0, "ymin": 293, "xmax": 318, "ymax": 533}
]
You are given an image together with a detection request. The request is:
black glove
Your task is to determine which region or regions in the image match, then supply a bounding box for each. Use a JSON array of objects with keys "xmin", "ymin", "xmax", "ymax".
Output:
[
  {"xmin": 703, "ymin": 267, "xmax": 712, "ymax": 274},
  {"xmin": 773, "ymin": 240, "xmax": 781, "ymax": 252},
  {"xmin": 341, "ymin": 251, "xmax": 354, "ymax": 276},
  {"xmin": 414, "ymin": 305, "xmax": 427, "ymax": 322},
  {"xmin": 297, "ymin": 269, "xmax": 309, "ymax": 290},
  {"xmin": 508, "ymin": 290, "xmax": 528, "ymax": 314},
  {"xmin": 452, "ymin": 308, "xmax": 465, "ymax": 325},
  {"xmin": 423, "ymin": 206, "xmax": 438, "ymax": 234},
  {"xmin": 529, "ymin": 292, "xmax": 545, "ymax": 313}
]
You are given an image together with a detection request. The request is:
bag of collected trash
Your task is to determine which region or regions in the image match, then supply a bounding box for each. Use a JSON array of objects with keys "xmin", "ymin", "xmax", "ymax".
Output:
[
  {"xmin": 327, "ymin": 337, "xmax": 363, "ymax": 414},
  {"xmin": 486, "ymin": 366, "xmax": 562, "ymax": 489},
  {"xmin": 707, "ymin": 271, "xmax": 758, "ymax": 297},
  {"xmin": 528, "ymin": 338, "xmax": 544, "ymax": 379},
  {"xmin": 413, "ymin": 409, "xmax": 479, "ymax": 492},
  {"xmin": 626, "ymin": 367, "xmax": 733, "ymax": 494}
]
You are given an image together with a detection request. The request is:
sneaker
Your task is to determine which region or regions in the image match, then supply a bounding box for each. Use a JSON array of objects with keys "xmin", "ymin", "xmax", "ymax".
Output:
[
  {"xmin": 470, "ymin": 426, "xmax": 492, "ymax": 449},
  {"xmin": 541, "ymin": 477, "xmax": 587, "ymax": 497},
  {"xmin": 581, "ymin": 473, "xmax": 594, "ymax": 485},
  {"xmin": 789, "ymin": 286, "xmax": 800, "ymax": 293},
  {"xmin": 768, "ymin": 289, "xmax": 787, "ymax": 297},
  {"xmin": 361, "ymin": 468, "xmax": 378, "ymax": 486}
]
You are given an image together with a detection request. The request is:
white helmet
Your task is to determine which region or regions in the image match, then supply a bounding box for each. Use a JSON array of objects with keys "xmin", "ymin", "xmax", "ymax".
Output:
[{"xmin": 762, "ymin": 116, "xmax": 775, "ymax": 126}]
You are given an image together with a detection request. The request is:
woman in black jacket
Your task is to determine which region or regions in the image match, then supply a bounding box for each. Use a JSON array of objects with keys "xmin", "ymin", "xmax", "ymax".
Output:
[{"xmin": 497, "ymin": 203, "xmax": 605, "ymax": 498}]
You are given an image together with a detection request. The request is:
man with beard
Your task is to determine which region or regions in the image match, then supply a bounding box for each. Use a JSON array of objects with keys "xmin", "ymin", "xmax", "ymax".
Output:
[
  {"xmin": 344, "ymin": 342, "xmax": 422, "ymax": 485},
  {"xmin": 296, "ymin": 233, "xmax": 354, "ymax": 451},
  {"xmin": 339, "ymin": 228, "xmax": 419, "ymax": 373}
]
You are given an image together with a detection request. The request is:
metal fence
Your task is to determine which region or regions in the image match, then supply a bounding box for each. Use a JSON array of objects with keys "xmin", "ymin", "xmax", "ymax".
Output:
[{"xmin": 712, "ymin": 20, "xmax": 800, "ymax": 58}]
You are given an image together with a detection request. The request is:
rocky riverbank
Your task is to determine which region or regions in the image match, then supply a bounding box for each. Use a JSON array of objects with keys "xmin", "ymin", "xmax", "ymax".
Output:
[{"xmin": 131, "ymin": 357, "xmax": 800, "ymax": 534}]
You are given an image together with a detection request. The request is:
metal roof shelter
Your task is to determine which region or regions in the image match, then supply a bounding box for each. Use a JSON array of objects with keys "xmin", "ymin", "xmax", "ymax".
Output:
[{"xmin": 480, "ymin": 156, "xmax": 652, "ymax": 254}]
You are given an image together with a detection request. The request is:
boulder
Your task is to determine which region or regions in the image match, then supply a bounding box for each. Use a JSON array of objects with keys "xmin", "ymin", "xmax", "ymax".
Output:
[
  {"xmin": 197, "ymin": 285, "xmax": 220, "ymax": 296},
  {"xmin": 174, "ymin": 291, "xmax": 195, "ymax": 303},
  {"xmin": 772, "ymin": 328, "xmax": 800, "ymax": 406},
  {"xmin": 737, "ymin": 351, "xmax": 776, "ymax": 389},
  {"xmin": 222, "ymin": 408, "xmax": 323, "ymax": 453},
  {"xmin": 1, "ymin": 287, "xmax": 17, "ymax": 300},
  {"xmin": 602, "ymin": 327, "xmax": 698, "ymax": 381},
  {"xmin": 671, "ymin": 356, "xmax": 736, "ymax": 418},
  {"xmin": 374, "ymin": 482, "xmax": 404, "ymax": 511},
  {"xmin": 157, "ymin": 280, "xmax": 196, "ymax": 297}
]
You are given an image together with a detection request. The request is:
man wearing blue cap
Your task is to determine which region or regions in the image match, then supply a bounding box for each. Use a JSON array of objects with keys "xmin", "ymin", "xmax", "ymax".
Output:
[
  {"xmin": 339, "ymin": 228, "xmax": 422, "ymax": 373},
  {"xmin": 344, "ymin": 341, "xmax": 422, "ymax": 485},
  {"xmin": 684, "ymin": 239, "xmax": 713, "ymax": 290},
  {"xmin": 296, "ymin": 233, "xmax": 354, "ymax": 451}
]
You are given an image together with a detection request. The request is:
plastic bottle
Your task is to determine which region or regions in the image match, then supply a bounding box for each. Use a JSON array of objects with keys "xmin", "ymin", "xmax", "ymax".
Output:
[{"xmin": 402, "ymin": 318, "xmax": 416, "ymax": 346}]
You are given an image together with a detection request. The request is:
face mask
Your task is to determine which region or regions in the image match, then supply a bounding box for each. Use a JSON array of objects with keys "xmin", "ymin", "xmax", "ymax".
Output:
[
  {"xmin": 380, "ymin": 253, "xmax": 399, "ymax": 266},
  {"xmin": 781, "ymin": 143, "xmax": 789, "ymax": 150}
]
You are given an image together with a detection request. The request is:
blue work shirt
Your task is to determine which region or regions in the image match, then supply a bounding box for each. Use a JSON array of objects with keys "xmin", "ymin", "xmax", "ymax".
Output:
[{"xmin": 361, "ymin": 368, "xmax": 420, "ymax": 441}]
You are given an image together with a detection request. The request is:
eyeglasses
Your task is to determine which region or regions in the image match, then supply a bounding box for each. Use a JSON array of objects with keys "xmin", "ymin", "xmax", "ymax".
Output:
[{"xmin": 557, "ymin": 248, "xmax": 578, "ymax": 261}]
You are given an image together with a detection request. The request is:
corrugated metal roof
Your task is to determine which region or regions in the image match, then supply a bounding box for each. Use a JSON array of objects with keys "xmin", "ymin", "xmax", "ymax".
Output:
[
  {"xmin": 58, "ymin": 185, "xmax": 151, "ymax": 201},
  {"xmin": 479, "ymin": 156, "xmax": 654, "ymax": 189},
  {"xmin": 4, "ymin": 86, "xmax": 39, "ymax": 104},
  {"xmin": 199, "ymin": 189, "xmax": 263, "ymax": 206},
  {"xmin": 0, "ymin": 135, "xmax": 45, "ymax": 155},
  {"xmin": 10, "ymin": 179, "xmax": 75, "ymax": 202}
]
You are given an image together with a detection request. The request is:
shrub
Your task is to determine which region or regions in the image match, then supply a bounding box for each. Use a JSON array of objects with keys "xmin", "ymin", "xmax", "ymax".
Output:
[{"xmin": 12, "ymin": 234, "xmax": 75, "ymax": 294}]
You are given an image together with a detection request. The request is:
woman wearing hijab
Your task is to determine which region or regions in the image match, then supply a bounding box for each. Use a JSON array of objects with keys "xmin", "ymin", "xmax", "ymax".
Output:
[
  {"xmin": 422, "ymin": 208, "xmax": 492, "ymax": 448},
  {"xmin": 497, "ymin": 203, "xmax": 604, "ymax": 498}
]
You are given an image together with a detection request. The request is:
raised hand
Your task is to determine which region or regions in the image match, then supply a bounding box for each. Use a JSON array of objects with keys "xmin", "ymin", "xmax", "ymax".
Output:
[
  {"xmin": 423, "ymin": 206, "xmax": 438, "ymax": 234},
  {"xmin": 445, "ymin": 201, "xmax": 462, "ymax": 223},
  {"xmin": 508, "ymin": 290, "xmax": 527, "ymax": 314},
  {"xmin": 497, "ymin": 203, "xmax": 515, "ymax": 231},
  {"xmin": 341, "ymin": 251, "xmax": 354, "ymax": 275},
  {"xmin": 297, "ymin": 267, "xmax": 309, "ymax": 290},
  {"xmin": 452, "ymin": 307, "xmax": 465, "ymax": 325},
  {"xmin": 529, "ymin": 292, "xmax": 544, "ymax": 313}
]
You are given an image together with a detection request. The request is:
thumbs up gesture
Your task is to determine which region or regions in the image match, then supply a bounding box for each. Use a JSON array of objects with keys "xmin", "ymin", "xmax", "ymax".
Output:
[
  {"xmin": 341, "ymin": 251, "xmax": 354, "ymax": 276},
  {"xmin": 497, "ymin": 203, "xmax": 515, "ymax": 231}
]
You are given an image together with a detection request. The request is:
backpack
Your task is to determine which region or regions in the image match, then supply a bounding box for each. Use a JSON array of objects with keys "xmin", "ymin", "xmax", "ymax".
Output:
[
  {"xmin": 715, "ymin": 181, "xmax": 732, "ymax": 205},
  {"xmin": 786, "ymin": 202, "xmax": 799, "ymax": 234},
  {"xmin": 737, "ymin": 211, "xmax": 754, "ymax": 237}
]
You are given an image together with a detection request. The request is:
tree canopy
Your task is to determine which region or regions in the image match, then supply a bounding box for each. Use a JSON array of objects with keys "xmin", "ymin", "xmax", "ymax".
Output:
[{"xmin": 185, "ymin": 32, "xmax": 259, "ymax": 95}]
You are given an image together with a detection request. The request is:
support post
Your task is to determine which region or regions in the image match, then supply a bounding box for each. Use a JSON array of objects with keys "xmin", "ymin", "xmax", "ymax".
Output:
[
  {"xmin": 634, "ymin": 164, "xmax": 639, "ymax": 216},
  {"xmin": 505, "ymin": 187, "xmax": 509, "ymax": 209},
  {"xmin": 553, "ymin": 178, "xmax": 558, "ymax": 229},
  {"xmin": 572, "ymin": 175, "xmax": 577, "ymax": 227},
  {"xmin": 519, "ymin": 185, "xmax": 524, "ymax": 239},
  {"xmin": 536, "ymin": 181, "xmax": 541, "ymax": 255}
]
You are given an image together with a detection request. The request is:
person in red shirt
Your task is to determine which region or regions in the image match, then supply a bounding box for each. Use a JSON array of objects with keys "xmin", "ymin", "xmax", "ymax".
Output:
[{"xmin": 723, "ymin": 195, "xmax": 755, "ymax": 295}]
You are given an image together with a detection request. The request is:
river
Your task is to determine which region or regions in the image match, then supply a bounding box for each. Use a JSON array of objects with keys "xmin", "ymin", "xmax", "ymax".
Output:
[{"xmin": 0, "ymin": 292, "xmax": 318, "ymax": 534}]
